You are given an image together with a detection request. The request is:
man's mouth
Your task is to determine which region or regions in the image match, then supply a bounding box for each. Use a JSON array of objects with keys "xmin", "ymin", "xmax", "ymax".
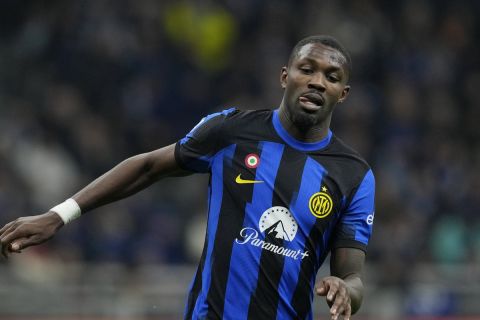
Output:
[{"xmin": 299, "ymin": 92, "xmax": 325, "ymax": 111}]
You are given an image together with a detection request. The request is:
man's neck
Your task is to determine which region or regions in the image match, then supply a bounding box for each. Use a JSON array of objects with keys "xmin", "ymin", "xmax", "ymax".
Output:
[{"xmin": 277, "ymin": 107, "xmax": 331, "ymax": 142}]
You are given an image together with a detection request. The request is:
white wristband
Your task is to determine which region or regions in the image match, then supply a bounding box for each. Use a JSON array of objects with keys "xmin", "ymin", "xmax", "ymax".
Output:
[{"xmin": 50, "ymin": 198, "xmax": 82, "ymax": 224}]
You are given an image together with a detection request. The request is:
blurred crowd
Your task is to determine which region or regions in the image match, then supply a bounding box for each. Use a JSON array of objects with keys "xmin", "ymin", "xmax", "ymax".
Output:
[{"xmin": 0, "ymin": 0, "xmax": 479, "ymax": 307}]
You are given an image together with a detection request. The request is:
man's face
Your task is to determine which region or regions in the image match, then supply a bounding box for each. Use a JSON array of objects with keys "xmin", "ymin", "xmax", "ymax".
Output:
[{"xmin": 280, "ymin": 43, "xmax": 350, "ymax": 129}]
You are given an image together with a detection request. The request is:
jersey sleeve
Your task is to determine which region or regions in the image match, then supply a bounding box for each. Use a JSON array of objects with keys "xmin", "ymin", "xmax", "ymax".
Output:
[
  {"xmin": 175, "ymin": 108, "xmax": 237, "ymax": 173},
  {"xmin": 331, "ymin": 169, "xmax": 375, "ymax": 252}
]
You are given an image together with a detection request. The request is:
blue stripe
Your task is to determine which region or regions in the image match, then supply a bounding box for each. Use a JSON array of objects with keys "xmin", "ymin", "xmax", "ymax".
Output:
[
  {"xmin": 223, "ymin": 142, "xmax": 285, "ymax": 319},
  {"xmin": 277, "ymin": 156, "xmax": 326, "ymax": 319},
  {"xmin": 272, "ymin": 109, "xmax": 332, "ymax": 152},
  {"xmin": 193, "ymin": 144, "xmax": 236, "ymax": 317},
  {"xmin": 344, "ymin": 169, "xmax": 375, "ymax": 244}
]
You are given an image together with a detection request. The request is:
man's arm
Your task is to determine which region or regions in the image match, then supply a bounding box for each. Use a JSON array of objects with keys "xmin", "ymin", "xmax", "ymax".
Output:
[
  {"xmin": 0, "ymin": 143, "xmax": 187, "ymax": 258},
  {"xmin": 315, "ymin": 247, "xmax": 365, "ymax": 320},
  {"xmin": 72, "ymin": 143, "xmax": 185, "ymax": 211}
]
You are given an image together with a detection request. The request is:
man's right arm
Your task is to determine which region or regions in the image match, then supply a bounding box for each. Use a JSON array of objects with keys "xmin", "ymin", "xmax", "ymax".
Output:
[
  {"xmin": 0, "ymin": 143, "xmax": 187, "ymax": 258},
  {"xmin": 72, "ymin": 143, "xmax": 185, "ymax": 212}
]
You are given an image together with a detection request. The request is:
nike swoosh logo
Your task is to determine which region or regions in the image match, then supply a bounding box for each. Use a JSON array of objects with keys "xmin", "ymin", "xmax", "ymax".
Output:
[{"xmin": 235, "ymin": 174, "xmax": 264, "ymax": 184}]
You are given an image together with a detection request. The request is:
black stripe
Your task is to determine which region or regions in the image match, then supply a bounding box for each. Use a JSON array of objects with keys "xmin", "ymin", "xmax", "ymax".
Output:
[
  {"xmin": 291, "ymin": 182, "xmax": 333, "ymax": 318},
  {"xmin": 248, "ymin": 148, "xmax": 305, "ymax": 319},
  {"xmin": 205, "ymin": 143, "xmax": 261, "ymax": 319}
]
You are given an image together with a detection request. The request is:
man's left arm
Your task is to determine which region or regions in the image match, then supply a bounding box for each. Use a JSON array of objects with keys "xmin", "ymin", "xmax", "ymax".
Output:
[{"xmin": 315, "ymin": 247, "xmax": 365, "ymax": 320}]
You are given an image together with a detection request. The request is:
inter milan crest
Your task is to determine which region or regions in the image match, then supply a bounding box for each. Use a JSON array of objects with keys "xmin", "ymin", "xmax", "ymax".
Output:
[
  {"xmin": 244, "ymin": 153, "xmax": 260, "ymax": 168},
  {"xmin": 309, "ymin": 186, "xmax": 333, "ymax": 218}
]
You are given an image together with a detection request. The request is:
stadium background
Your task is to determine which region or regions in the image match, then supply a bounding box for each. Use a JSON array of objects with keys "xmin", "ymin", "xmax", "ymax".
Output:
[{"xmin": 0, "ymin": 0, "xmax": 479, "ymax": 319}]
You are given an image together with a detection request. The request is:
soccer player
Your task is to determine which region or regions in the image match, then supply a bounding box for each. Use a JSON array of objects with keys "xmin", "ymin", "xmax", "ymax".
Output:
[{"xmin": 0, "ymin": 35, "xmax": 375, "ymax": 320}]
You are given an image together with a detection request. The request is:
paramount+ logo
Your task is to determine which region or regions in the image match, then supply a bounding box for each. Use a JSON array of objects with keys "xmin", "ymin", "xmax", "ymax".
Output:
[{"xmin": 235, "ymin": 206, "xmax": 309, "ymax": 260}]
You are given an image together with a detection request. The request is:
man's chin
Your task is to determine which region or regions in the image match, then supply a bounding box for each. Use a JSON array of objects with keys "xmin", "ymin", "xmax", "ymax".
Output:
[{"xmin": 291, "ymin": 111, "xmax": 319, "ymax": 129}]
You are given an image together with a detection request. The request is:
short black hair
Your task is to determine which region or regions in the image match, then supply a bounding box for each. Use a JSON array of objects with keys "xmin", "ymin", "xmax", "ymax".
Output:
[{"xmin": 288, "ymin": 35, "xmax": 352, "ymax": 78}]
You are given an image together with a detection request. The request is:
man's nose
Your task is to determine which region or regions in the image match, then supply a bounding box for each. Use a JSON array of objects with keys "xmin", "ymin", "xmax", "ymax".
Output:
[{"xmin": 308, "ymin": 74, "xmax": 326, "ymax": 91}]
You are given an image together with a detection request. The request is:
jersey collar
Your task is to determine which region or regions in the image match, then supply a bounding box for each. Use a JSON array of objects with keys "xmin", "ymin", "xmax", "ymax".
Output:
[{"xmin": 272, "ymin": 109, "xmax": 333, "ymax": 152}]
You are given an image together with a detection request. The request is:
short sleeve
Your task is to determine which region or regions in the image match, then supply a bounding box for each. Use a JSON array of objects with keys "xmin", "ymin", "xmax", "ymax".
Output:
[
  {"xmin": 331, "ymin": 169, "xmax": 375, "ymax": 252},
  {"xmin": 175, "ymin": 108, "xmax": 236, "ymax": 173}
]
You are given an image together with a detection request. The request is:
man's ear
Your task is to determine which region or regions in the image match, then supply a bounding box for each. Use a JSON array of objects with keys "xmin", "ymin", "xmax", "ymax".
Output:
[
  {"xmin": 338, "ymin": 85, "xmax": 350, "ymax": 103},
  {"xmin": 280, "ymin": 66, "xmax": 288, "ymax": 89}
]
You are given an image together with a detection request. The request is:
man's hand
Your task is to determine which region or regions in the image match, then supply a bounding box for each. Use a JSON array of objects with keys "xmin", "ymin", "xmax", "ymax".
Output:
[
  {"xmin": 315, "ymin": 276, "xmax": 352, "ymax": 320},
  {"xmin": 0, "ymin": 212, "xmax": 64, "ymax": 258}
]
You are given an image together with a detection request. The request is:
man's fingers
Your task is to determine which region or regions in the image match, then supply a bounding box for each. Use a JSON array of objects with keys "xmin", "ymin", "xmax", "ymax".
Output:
[
  {"xmin": 10, "ymin": 237, "xmax": 29, "ymax": 253},
  {"xmin": 1, "ymin": 227, "xmax": 30, "ymax": 247},
  {"xmin": 0, "ymin": 221, "xmax": 15, "ymax": 235},
  {"xmin": 10, "ymin": 242, "xmax": 21, "ymax": 251},
  {"xmin": 0, "ymin": 224, "xmax": 32, "ymax": 258},
  {"xmin": 0, "ymin": 223, "xmax": 17, "ymax": 258},
  {"xmin": 315, "ymin": 281, "xmax": 329, "ymax": 296},
  {"xmin": 1, "ymin": 234, "xmax": 42, "ymax": 258},
  {"xmin": 316, "ymin": 286, "xmax": 326, "ymax": 295},
  {"xmin": 0, "ymin": 222, "xmax": 19, "ymax": 242},
  {"xmin": 343, "ymin": 300, "xmax": 352, "ymax": 320},
  {"xmin": 0, "ymin": 214, "xmax": 60, "ymax": 259},
  {"xmin": 330, "ymin": 286, "xmax": 350, "ymax": 320},
  {"xmin": 330, "ymin": 303, "xmax": 344, "ymax": 320},
  {"xmin": 11, "ymin": 235, "xmax": 42, "ymax": 251},
  {"xmin": 326, "ymin": 283, "xmax": 339, "ymax": 302},
  {"xmin": 330, "ymin": 294, "xmax": 345, "ymax": 318},
  {"xmin": 317, "ymin": 277, "xmax": 354, "ymax": 320},
  {"xmin": 10, "ymin": 237, "xmax": 29, "ymax": 252}
]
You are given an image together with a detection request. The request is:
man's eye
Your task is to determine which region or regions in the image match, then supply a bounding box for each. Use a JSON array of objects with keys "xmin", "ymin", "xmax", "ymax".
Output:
[
  {"xmin": 327, "ymin": 75, "xmax": 340, "ymax": 82},
  {"xmin": 300, "ymin": 68, "xmax": 313, "ymax": 74}
]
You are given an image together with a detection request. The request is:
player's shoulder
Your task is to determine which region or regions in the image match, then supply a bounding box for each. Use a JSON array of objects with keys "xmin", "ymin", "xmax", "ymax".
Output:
[
  {"xmin": 231, "ymin": 108, "xmax": 276, "ymax": 135},
  {"xmin": 201, "ymin": 107, "xmax": 272, "ymax": 123},
  {"xmin": 222, "ymin": 107, "xmax": 273, "ymax": 121},
  {"xmin": 326, "ymin": 134, "xmax": 372, "ymax": 171},
  {"xmin": 323, "ymin": 135, "xmax": 375, "ymax": 190},
  {"xmin": 191, "ymin": 107, "xmax": 274, "ymax": 143},
  {"xmin": 210, "ymin": 107, "xmax": 273, "ymax": 132}
]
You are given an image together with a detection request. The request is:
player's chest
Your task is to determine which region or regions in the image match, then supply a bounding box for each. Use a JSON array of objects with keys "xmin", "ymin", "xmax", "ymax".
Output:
[{"xmin": 215, "ymin": 142, "xmax": 347, "ymax": 224}]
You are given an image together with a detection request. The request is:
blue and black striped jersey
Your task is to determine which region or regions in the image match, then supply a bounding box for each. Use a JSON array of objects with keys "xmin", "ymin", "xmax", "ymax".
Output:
[{"xmin": 175, "ymin": 108, "xmax": 375, "ymax": 320}]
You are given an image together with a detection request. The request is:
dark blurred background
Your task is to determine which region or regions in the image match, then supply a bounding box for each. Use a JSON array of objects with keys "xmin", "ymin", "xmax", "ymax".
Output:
[{"xmin": 0, "ymin": 0, "xmax": 479, "ymax": 319}]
